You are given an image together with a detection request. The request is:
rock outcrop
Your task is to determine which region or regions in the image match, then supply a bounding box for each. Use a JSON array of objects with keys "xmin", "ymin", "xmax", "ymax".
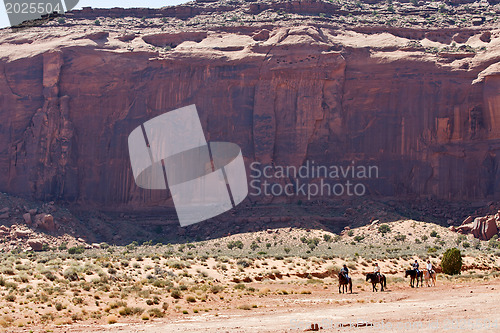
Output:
[
  {"xmin": 0, "ymin": 0, "xmax": 500, "ymax": 211},
  {"xmin": 455, "ymin": 213, "xmax": 499, "ymax": 240}
]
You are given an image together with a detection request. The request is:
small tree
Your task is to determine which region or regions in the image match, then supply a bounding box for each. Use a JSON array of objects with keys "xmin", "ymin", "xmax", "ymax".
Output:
[
  {"xmin": 378, "ymin": 224, "xmax": 391, "ymax": 234},
  {"xmin": 441, "ymin": 248, "xmax": 462, "ymax": 275}
]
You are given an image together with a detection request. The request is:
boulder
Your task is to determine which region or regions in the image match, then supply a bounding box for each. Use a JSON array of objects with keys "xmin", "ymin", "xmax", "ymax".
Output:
[
  {"xmin": 37, "ymin": 214, "xmax": 56, "ymax": 232},
  {"xmin": 23, "ymin": 213, "xmax": 32, "ymax": 225},
  {"xmin": 483, "ymin": 218, "xmax": 498, "ymax": 240},
  {"xmin": 471, "ymin": 217, "xmax": 486, "ymax": 239},
  {"xmin": 27, "ymin": 239, "xmax": 44, "ymax": 251},
  {"xmin": 13, "ymin": 230, "xmax": 31, "ymax": 238},
  {"xmin": 471, "ymin": 217, "xmax": 498, "ymax": 240},
  {"xmin": 0, "ymin": 212, "xmax": 9, "ymax": 219},
  {"xmin": 456, "ymin": 223, "xmax": 473, "ymax": 234},
  {"xmin": 252, "ymin": 29, "xmax": 270, "ymax": 41},
  {"xmin": 462, "ymin": 215, "xmax": 474, "ymax": 225}
]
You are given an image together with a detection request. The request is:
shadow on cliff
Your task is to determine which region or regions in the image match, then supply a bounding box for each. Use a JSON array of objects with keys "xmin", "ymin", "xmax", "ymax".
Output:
[{"xmin": 74, "ymin": 197, "xmax": 494, "ymax": 246}]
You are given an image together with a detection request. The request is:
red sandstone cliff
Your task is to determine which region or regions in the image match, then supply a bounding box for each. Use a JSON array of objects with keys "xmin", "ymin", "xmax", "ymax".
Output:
[{"xmin": 0, "ymin": 0, "xmax": 500, "ymax": 209}]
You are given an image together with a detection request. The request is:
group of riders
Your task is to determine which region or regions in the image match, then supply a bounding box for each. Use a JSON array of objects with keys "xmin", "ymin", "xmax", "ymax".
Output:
[{"xmin": 338, "ymin": 259, "xmax": 436, "ymax": 292}]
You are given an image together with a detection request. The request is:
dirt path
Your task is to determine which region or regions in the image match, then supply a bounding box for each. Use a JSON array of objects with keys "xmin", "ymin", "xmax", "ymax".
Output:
[{"xmin": 59, "ymin": 279, "xmax": 500, "ymax": 333}]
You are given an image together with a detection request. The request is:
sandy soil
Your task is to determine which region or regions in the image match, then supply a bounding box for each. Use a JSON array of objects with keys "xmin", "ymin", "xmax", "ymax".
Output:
[{"xmin": 51, "ymin": 279, "xmax": 500, "ymax": 333}]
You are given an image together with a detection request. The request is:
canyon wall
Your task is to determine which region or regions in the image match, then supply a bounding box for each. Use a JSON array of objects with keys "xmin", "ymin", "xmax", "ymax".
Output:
[{"xmin": 1, "ymin": 11, "xmax": 500, "ymax": 209}]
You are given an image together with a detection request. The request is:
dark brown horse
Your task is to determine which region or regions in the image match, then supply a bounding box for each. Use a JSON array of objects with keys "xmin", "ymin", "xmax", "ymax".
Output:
[
  {"xmin": 366, "ymin": 273, "xmax": 386, "ymax": 292},
  {"xmin": 338, "ymin": 272, "xmax": 352, "ymax": 293},
  {"xmin": 405, "ymin": 269, "xmax": 423, "ymax": 288}
]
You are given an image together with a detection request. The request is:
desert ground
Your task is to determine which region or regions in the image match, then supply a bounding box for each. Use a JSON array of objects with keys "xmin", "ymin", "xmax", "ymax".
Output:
[{"xmin": 0, "ymin": 220, "xmax": 498, "ymax": 332}]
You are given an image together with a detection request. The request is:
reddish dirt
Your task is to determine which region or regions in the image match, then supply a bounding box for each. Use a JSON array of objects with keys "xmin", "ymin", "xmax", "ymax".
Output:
[{"xmin": 36, "ymin": 278, "xmax": 500, "ymax": 333}]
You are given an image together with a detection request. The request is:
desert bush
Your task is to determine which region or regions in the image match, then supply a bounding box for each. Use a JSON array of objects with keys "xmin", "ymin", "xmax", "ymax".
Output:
[
  {"xmin": 430, "ymin": 230, "xmax": 438, "ymax": 237},
  {"xmin": 152, "ymin": 279, "xmax": 172, "ymax": 288},
  {"xmin": 237, "ymin": 259, "xmax": 251, "ymax": 268},
  {"xmin": 378, "ymin": 224, "xmax": 391, "ymax": 234},
  {"xmin": 171, "ymin": 289, "xmax": 182, "ymax": 299},
  {"xmin": 186, "ymin": 295, "xmax": 196, "ymax": 303},
  {"xmin": 441, "ymin": 248, "xmax": 462, "ymax": 275},
  {"xmin": 55, "ymin": 302, "xmax": 63, "ymax": 311},
  {"xmin": 108, "ymin": 300, "xmax": 127, "ymax": 309},
  {"xmin": 167, "ymin": 260, "xmax": 185, "ymax": 269},
  {"xmin": 119, "ymin": 306, "xmax": 144, "ymax": 316},
  {"xmin": 394, "ymin": 234, "xmax": 406, "ymax": 241},
  {"xmin": 210, "ymin": 284, "xmax": 224, "ymax": 294},
  {"xmin": 354, "ymin": 235, "xmax": 364, "ymax": 242},
  {"xmin": 227, "ymin": 240, "xmax": 244, "ymax": 250},
  {"xmin": 234, "ymin": 283, "xmax": 246, "ymax": 290},
  {"xmin": 1, "ymin": 267, "xmax": 14, "ymax": 275},
  {"xmin": 148, "ymin": 308, "xmax": 164, "ymax": 318},
  {"xmin": 238, "ymin": 304, "xmax": 252, "ymax": 310},
  {"xmin": 68, "ymin": 246, "xmax": 85, "ymax": 255},
  {"xmin": 63, "ymin": 268, "xmax": 79, "ymax": 281}
]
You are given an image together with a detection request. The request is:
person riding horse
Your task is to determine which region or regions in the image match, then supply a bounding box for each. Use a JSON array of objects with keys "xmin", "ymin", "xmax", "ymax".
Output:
[
  {"xmin": 374, "ymin": 263, "xmax": 380, "ymax": 278},
  {"xmin": 339, "ymin": 264, "xmax": 352, "ymax": 293},
  {"xmin": 340, "ymin": 264, "xmax": 349, "ymax": 279},
  {"xmin": 426, "ymin": 260, "xmax": 434, "ymax": 275},
  {"xmin": 412, "ymin": 260, "xmax": 419, "ymax": 275},
  {"xmin": 366, "ymin": 264, "xmax": 386, "ymax": 292}
]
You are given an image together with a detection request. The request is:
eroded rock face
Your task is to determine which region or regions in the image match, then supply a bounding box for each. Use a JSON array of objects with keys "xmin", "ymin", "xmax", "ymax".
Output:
[
  {"xmin": 0, "ymin": 3, "xmax": 500, "ymax": 210},
  {"xmin": 471, "ymin": 217, "xmax": 498, "ymax": 240},
  {"xmin": 456, "ymin": 213, "xmax": 499, "ymax": 240}
]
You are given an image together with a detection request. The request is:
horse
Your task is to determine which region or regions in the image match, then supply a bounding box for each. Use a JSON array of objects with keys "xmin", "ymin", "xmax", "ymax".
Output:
[
  {"xmin": 338, "ymin": 272, "xmax": 352, "ymax": 293},
  {"xmin": 405, "ymin": 269, "xmax": 423, "ymax": 288},
  {"xmin": 365, "ymin": 273, "xmax": 386, "ymax": 292},
  {"xmin": 424, "ymin": 269, "xmax": 436, "ymax": 287}
]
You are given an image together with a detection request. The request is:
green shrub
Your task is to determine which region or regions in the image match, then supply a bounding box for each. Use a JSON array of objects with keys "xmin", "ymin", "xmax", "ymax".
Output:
[
  {"xmin": 394, "ymin": 234, "xmax": 406, "ymax": 242},
  {"xmin": 441, "ymin": 248, "xmax": 462, "ymax": 275},
  {"xmin": 170, "ymin": 289, "xmax": 182, "ymax": 299},
  {"xmin": 119, "ymin": 306, "xmax": 144, "ymax": 316},
  {"xmin": 148, "ymin": 308, "xmax": 164, "ymax": 318},
  {"xmin": 378, "ymin": 224, "xmax": 391, "ymax": 234},
  {"xmin": 63, "ymin": 268, "xmax": 79, "ymax": 281},
  {"xmin": 210, "ymin": 284, "xmax": 224, "ymax": 294},
  {"xmin": 354, "ymin": 235, "xmax": 365, "ymax": 242},
  {"xmin": 227, "ymin": 240, "xmax": 244, "ymax": 249},
  {"xmin": 68, "ymin": 246, "xmax": 85, "ymax": 255},
  {"xmin": 430, "ymin": 230, "xmax": 438, "ymax": 237}
]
